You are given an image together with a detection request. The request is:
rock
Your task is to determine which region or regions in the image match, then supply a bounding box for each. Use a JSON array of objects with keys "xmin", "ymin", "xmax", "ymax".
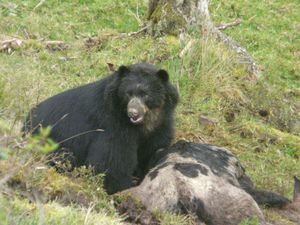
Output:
[{"xmin": 199, "ymin": 115, "xmax": 217, "ymax": 127}]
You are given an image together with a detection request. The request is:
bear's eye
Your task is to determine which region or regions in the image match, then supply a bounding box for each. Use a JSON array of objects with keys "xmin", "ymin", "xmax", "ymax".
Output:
[
  {"xmin": 144, "ymin": 94, "xmax": 152, "ymax": 101},
  {"xmin": 144, "ymin": 95, "xmax": 159, "ymax": 108},
  {"xmin": 137, "ymin": 90, "xmax": 147, "ymax": 97}
]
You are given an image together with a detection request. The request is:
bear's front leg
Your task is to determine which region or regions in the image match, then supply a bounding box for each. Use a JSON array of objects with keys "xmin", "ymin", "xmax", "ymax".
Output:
[{"xmin": 85, "ymin": 133, "xmax": 138, "ymax": 194}]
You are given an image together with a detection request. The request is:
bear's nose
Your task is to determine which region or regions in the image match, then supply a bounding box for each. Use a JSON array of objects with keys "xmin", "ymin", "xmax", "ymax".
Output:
[{"xmin": 128, "ymin": 108, "xmax": 139, "ymax": 119}]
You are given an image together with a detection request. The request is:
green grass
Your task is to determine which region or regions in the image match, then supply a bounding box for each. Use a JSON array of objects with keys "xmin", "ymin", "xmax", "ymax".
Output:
[
  {"xmin": 0, "ymin": 196, "xmax": 123, "ymax": 225},
  {"xmin": 210, "ymin": 0, "xmax": 300, "ymax": 88},
  {"xmin": 0, "ymin": 0, "xmax": 299, "ymax": 224}
]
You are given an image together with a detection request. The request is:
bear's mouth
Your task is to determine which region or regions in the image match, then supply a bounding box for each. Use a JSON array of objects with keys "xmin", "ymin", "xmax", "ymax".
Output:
[{"xmin": 129, "ymin": 115, "xmax": 144, "ymax": 124}]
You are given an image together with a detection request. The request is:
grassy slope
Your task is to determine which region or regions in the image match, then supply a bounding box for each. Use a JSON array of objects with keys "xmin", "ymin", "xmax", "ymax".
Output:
[
  {"xmin": 0, "ymin": 0, "xmax": 299, "ymax": 224},
  {"xmin": 211, "ymin": 0, "xmax": 300, "ymax": 88},
  {"xmin": 208, "ymin": 0, "xmax": 300, "ymax": 192}
]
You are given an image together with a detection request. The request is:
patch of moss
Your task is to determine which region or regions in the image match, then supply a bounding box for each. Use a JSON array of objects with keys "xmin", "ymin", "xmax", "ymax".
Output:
[{"xmin": 149, "ymin": 1, "xmax": 187, "ymax": 36}]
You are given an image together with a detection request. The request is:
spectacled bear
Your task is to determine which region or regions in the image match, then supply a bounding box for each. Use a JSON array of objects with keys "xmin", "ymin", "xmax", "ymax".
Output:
[{"xmin": 23, "ymin": 63, "xmax": 179, "ymax": 194}]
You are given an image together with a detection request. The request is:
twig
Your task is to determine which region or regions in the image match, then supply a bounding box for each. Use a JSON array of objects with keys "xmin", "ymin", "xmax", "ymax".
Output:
[
  {"xmin": 58, "ymin": 129, "xmax": 104, "ymax": 144},
  {"xmin": 128, "ymin": 9, "xmax": 142, "ymax": 25},
  {"xmin": 51, "ymin": 114, "xmax": 69, "ymax": 129},
  {"xmin": 126, "ymin": 25, "xmax": 150, "ymax": 37},
  {"xmin": 84, "ymin": 203, "xmax": 95, "ymax": 225},
  {"xmin": 179, "ymin": 39, "xmax": 195, "ymax": 58},
  {"xmin": 216, "ymin": 19, "xmax": 242, "ymax": 31},
  {"xmin": 127, "ymin": 25, "xmax": 149, "ymax": 36},
  {"xmin": 33, "ymin": 0, "xmax": 46, "ymax": 11}
]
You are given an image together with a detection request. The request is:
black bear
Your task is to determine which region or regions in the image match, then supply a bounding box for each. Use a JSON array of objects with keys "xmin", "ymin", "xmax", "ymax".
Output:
[{"xmin": 23, "ymin": 63, "xmax": 179, "ymax": 194}]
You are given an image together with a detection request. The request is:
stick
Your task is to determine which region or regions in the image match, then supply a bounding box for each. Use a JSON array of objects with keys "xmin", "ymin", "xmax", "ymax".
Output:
[
  {"xmin": 179, "ymin": 39, "xmax": 195, "ymax": 58},
  {"xmin": 33, "ymin": 0, "xmax": 46, "ymax": 11},
  {"xmin": 127, "ymin": 25, "xmax": 150, "ymax": 37},
  {"xmin": 216, "ymin": 19, "xmax": 242, "ymax": 31},
  {"xmin": 58, "ymin": 129, "xmax": 104, "ymax": 144}
]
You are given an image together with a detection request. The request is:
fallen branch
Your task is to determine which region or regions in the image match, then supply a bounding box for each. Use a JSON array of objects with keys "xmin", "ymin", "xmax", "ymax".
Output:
[
  {"xmin": 45, "ymin": 40, "xmax": 69, "ymax": 51},
  {"xmin": 0, "ymin": 38, "xmax": 69, "ymax": 53},
  {"xmin": 179, "ymin": 39, "xmax": 195, "ymax": 58},
  {"xmin": 216, "ymin": 19, "xmax": 242, "ymax": 31},
  {"xmin": 0, "ymin": 38, "xmax": 23, "ymax": 54},
  {"xmin": 124, "ymin": 25, "xmax": 150, "ymax": 37}
]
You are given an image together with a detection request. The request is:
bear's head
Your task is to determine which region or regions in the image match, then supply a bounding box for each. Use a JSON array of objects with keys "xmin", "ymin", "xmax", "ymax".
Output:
[{"xmin": 113, "ymin": 63, "xmax": 178, "ymax": 131}]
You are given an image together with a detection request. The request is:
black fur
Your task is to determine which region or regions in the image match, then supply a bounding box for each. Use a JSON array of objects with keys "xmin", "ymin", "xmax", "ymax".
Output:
[
  {"xmin": 23, "ymin": 63, "xmax": 179, "ymax": 194},
  {"xmin": 238, "ymin": 174, "xmax": 290, "ymax": 207},
  {"xmin": 174, "ymin": 163, "xmax": 208, "ymax": 177}
]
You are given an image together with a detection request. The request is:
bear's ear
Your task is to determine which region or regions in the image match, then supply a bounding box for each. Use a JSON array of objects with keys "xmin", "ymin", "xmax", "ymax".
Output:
[
  {"xmin": 157, "ymin": 69, "xmax": 169, "ymax": 82},
  {"xmin": 117, "ymin": 65, "xmax": 129, "ymax": 77}
]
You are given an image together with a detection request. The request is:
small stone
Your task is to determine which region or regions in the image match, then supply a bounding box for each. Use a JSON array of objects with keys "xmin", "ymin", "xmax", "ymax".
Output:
[{"xmin": 199, "ymin": 115, "xmax": 217, "ymax": 127}]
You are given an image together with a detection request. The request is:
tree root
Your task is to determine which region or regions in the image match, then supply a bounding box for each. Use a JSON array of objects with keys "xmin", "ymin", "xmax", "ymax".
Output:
[{"xmin": 147, "ymin": 0, "xmax": 261, "ymax": 80}]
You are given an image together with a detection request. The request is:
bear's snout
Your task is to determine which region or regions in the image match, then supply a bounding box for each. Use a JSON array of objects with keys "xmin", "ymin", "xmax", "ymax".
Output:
[{"xmin": 127, "ymin": 97, "xmax": 147, "ymax": 124}]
